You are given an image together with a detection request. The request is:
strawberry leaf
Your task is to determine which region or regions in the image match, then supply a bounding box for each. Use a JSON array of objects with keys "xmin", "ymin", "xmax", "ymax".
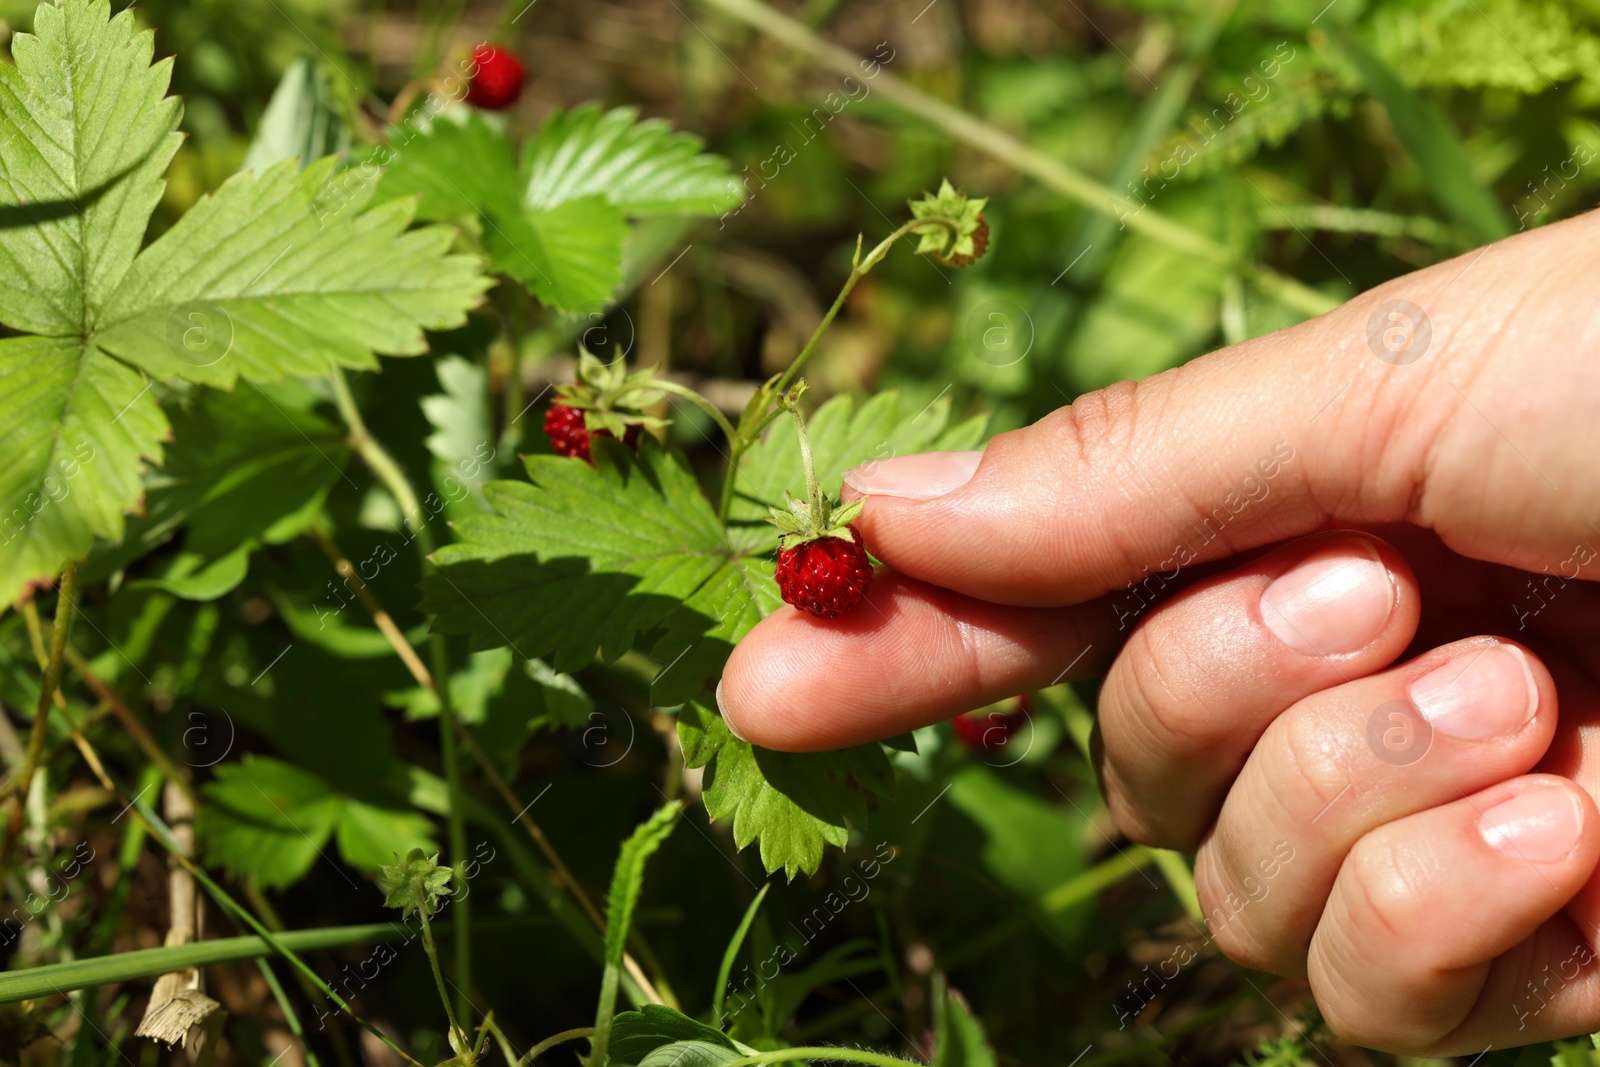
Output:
[
  {"xmin": 0, "ymin": 0, "xmax": 491, "ymax": 601},
  {"xmin": 201, "ymin": 756, "xmax": 437, "ymax": 890},
  {"xmin": 95, "ymin": 156, "xmax": 489, "ymax": 386},
  {"xmin": 0, "ymin": 0, "xmax": 182, "ymax": 336},
  {"xmin": 522, "ymin": 104, "xmax": 743, "ymax": 218},
  {"xmin": 679, "ymin": 699, "xmax": 894, "ymax": 881},
  {"xmin": 421, "ymin": 438, "xmax": 749, "ymax": 678},
  {"xmin": 377, "ymin": 113, "xmax": 625, "ymax": 313}
]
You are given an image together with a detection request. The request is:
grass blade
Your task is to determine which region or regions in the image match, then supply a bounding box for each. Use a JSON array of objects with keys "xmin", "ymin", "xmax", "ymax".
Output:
[
  {"xmin": 711, "ymin": 882, "xmax": 770, "ymax": 1026},
  {"xmin": 1339, "ymin": 35, "xmax": 1509, "ymax": 243}
]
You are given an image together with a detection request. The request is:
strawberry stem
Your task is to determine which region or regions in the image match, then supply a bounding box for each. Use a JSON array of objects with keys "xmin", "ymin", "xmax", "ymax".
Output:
[
  {"xmin": 774, "ymin": 214, "xmax": 963, "ymax": 397},
  {"xmin": 781, "ymin": 391, "xmax": 825, "ymax": 517},
  {"xmin": 715, "ymin": 214, "xmax": 965, "ymax": 526}
]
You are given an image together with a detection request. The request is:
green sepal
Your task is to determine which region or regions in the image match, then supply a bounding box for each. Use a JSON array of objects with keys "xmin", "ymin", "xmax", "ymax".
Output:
[
  {"xmin": 767, "ymin": 491, "xmax": 863, "ymax": 551},
  {"xmin": 378, "ymin": 848, "xmax": 453, "ymax": 920},
  {"xmin": 909, "ymin": 178, "xmax": 990, "ymax": 265},
  {"xmin": 553, "ymin": 347, "xmax": 670, "ymax": 435}
]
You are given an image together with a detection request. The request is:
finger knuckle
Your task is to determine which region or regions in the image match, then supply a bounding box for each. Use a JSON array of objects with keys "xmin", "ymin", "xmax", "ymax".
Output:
[{"xmin": 1275, "ymin": 710, "xmax": 1357, "ymax": 821}]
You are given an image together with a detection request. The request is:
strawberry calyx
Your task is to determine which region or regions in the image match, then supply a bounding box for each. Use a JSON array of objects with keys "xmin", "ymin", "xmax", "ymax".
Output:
[
  {"xmin": 764, "ymin": 383, "xmax": 868, "ymax": 550},
  {"xmin": 908, "ymin": 179, "xmax": 990, "ymax": 267},
  {"xmin": 767, "ymin": 493, "xmax": 866, "ymax": 551},
  {"xmin": 554, "ymin": 348, "xmax": 672, "ymax": 440}
]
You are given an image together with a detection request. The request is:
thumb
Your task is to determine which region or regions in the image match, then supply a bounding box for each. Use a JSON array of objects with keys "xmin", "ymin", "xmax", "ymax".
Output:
[{"xmin": 841, "ymin": 215, "xmax": 1600, "ymax": 606}]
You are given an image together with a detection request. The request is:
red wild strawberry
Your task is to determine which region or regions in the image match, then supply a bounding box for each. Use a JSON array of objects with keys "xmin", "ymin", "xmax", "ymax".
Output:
[
  {"xmin": 776, "ymin": 525, "xmax": 873, "ymax": 618},
  {"xmin": 952, "ymin": 694, "xmax": 1030, "ymax": 752},
  {"xmin": 543, "ymin": 402, "xmax": 642, "ymax": 462},
  {"xmin": 466, "ymin": 43, "xmax": 526, "ymax": 111},
  {"xmin": 544, "ymin": 350, "xmax": 667, "ymax": 463},
  {"xmin": 766, "ymin": 387, "xmax": 874, "ymax": 619}
]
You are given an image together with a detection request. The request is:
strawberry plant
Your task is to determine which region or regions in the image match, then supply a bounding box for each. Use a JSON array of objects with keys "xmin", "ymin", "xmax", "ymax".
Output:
[{"xmin": 1, "ymin": 0, "xmax": 1594, "ymax": 1064}]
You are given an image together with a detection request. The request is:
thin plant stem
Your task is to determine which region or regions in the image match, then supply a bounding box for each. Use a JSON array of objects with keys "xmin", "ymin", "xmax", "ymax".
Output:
[
  {"xmin": 306, "ymin": 528, "xmax": 668, "ymax": 1008},
  {"xmin": 5, "ymin": 562, "xmax": 77, "ymax": 866},
  {"xmin": 415, "ymin": 892, "xmax": 467, "ymax": 1053},
  {"xmin": 256, "ymin": 958, "xmax": 325, "ymax": 1067},
  {"xmin": 783, "ymin": 400, "xmax": 823, "ymax": 515},
  {"xmin": 651, "ymin": 379, "xmax": 739, "ymax": 445},
  {"xmin": 715, "ymin": 216, "xmax": 962, "ymax": 524},
  {"xmin": 330, "ymin": 366, "xmax": 473, "ymax": 1028},
  {"xmin": 517, "ymin": 1026, "xmax": 594, "ymax": 1066}
]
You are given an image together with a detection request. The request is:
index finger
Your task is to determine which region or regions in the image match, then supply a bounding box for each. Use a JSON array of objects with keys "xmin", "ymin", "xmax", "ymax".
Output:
[{"xmin": 716, "ymin": 569, "xmax": 1116, "ymax": 751}]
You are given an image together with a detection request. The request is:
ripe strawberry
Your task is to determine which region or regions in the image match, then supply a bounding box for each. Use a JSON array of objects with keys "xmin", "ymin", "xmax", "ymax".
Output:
[
  {"xmin": 543, "ymin": 402, "xmax": 642, "ymax": 462},
  {"xmin": 776, "ymin": 525, "xmax": 873, "ymax": 618},
  {"xmin": 766, "ymin": 387, "xmax": 874, "ymax": 619},
  {"xmin": 466, "ymin": 43, "xmax": 526, "ymax": 111},
  {"xmin": 952, "ymin": 695, "xmax": 1029, "ymax": 752},
  {"xmin": 545, "ymin": 350, "xmax": 667, "ymax": 463}
]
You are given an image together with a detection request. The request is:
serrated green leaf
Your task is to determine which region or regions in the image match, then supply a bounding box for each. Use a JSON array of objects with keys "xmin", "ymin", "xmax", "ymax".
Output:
[
  {"xmin": 0, "ymin": 337, "xmax": 165, "ymax": 604},
  {"xmin": 483, "ymin": 194, "xmax": 626, "ymax": 314},
  {"xmin": 200, "ymin": 757, "xmax": 344, "ymax": 890},
  {"xmin": 378, "ymin": 112, "xmax": 521, "ymax": 222},
  {"xmin": 523, "ymin": 104, "xmax": 743, "ymax": 218},
  {"xmin": 0, "ymin": 0, "xmax": 182, "ymax": 336},
  {"xmin": 0, "ymin": 0, "xmax": 490, "ymax": 601},
  {"xmin": 95, "ymin": 157, "xmax": 490, "ymax": 386},
  {"xmin": 240, "ymin": 57, "xmax": 350, "ymax": 175},
  {"xmin": 594, "ymin": 803, "xmax": 682, "ymax": 1066},
  {"xmin": 677, "ymin": 698, "xmax": 733, "ymax": 771},
  {"xmin": 377, "ymin": 114, "xmax": 627, "ymax": 312},
  {"xmin": 421, "ymin": 439, "xmax": 742, "ymax": 674},
  {"xmin": 730, "ymin": 390, "xmax": 988, "ymax": 553},
  {"xmin": 610, "ymin": 1004, "xmax": 740, "ymax": 1067},
  {"xmin": 202, "ymin": 756, "xmax": 437, "ymax": 890},
  {"xmin": 650, "ymin": 555, "xmax": 782, "ymax": 707},
  {"xmin": 703, "ymin": 737, "xmax": 894, "ymax": 881}
]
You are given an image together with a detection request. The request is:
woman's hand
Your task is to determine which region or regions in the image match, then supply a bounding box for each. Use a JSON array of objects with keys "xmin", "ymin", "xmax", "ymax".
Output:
[{"xmin": 717, "ymin": 210, "xmax": 1600, "ymax": 1054}]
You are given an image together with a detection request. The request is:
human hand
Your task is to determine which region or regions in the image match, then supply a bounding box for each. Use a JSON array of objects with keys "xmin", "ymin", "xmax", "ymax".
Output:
[{"xmin": 717, "ymin": 211, "xmax": 1600, "ymax": 1053}]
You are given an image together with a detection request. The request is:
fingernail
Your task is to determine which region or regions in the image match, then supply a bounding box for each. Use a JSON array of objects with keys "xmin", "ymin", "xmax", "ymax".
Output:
[
  {"xmin": 1410, "ymin": 644, "xmax": 1538, "ymax": 741},
  {"xmin": 716, "ymin": 680, "xmax": 749, "ymax": 742},
  {"xmin": 842, "ymin": 451, "xmax": 983, "ymax": 501},
  {"xmin": 1259, "ymin": 541, "xmax": 1394, "ymax": 656},
  {"xmin": 1479, "ymin": 788, "xmax": 1581, "ymax": 862}
]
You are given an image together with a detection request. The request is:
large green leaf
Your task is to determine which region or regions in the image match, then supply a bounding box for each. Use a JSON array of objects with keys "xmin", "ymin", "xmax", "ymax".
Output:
[
  {"xmin": 0, "ymin": 337, "xmax": 165, "ymax": 603},
  {"xmin": 420, "ymin": 439, "xmax": 745, "ymax": 675},
  {"xmin": 0, "ymin": 0, "xmax": 182, "ymax": 336},
  {"xmin": 201, "ymin": 756, "xmax": 437, "ymax": 890},
  {"xmin": 0, "ymin": 0, "xmax": 490, "ymax": 600},
  {"xmin": 379, "ymin": 114, "xmax": 626, "ymax": 313},
  {"xmin": 522, "ymin": 104, "xmax": 743, "ymax": 218},
  {"xmin": 679, "ymin": 700, "xmax": 895, "ymax": 881},
  {"xmin": 95, "ymin": 156, "xmax": 489, "ymax": 386}
]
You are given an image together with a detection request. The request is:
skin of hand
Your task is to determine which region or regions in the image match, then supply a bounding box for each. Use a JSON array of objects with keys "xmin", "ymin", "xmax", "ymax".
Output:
[{"xmin": 716, "ymin": 210, "xmax": 1600, "ymax": 1054}]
